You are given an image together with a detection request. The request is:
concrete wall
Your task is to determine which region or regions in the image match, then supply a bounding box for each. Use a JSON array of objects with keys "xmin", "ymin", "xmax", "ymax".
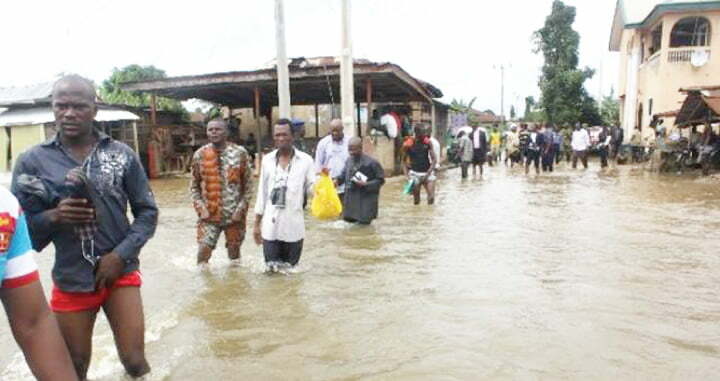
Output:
[
  {"xmin": 8, "ymin": 124, "xmax": 45, "ymax": 171},
  {"xmin": 618, "ymin": 10, "xmax": 720, "ymax": 135},
  {"xmin": 0, "ymin": 128, "xmax": 8, "ymax": 172},
  {"xmin": 361, "ymin": 136, "xmax": 397, "ymax": 176}
]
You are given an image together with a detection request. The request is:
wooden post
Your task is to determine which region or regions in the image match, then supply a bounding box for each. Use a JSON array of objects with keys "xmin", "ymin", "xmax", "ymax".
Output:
[
  {"xmin": 356, "ymin": 102, "xmax": 362, "ymax": 137},
  {"xmin": 366, "ymin": 79, "xmax": 373, "ymax": 136},
  {"xmin": 150, "ymin": 94, "xmax": 157, "ymax": 125},
  {"xmin": 132, "ymin": 121, "xmax": 140, "ymax": 153},
  {"xmin": 314, "ymin": 103, "xmax": 320, "ymax": 137},
  {"xmin": 254, "ymin": 87, "xmax": 263, "ymax": 172}
]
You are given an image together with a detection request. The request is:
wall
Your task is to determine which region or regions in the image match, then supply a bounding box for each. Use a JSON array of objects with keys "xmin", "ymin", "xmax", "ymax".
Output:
[
  {"xmin": 0, "ymin": 128, "xmax": 8, "ymax": 172},
  {"xmin": 361, "ymin": 136, "xmax": 397, "ymax": 176},
  {"xmin": 619, "ymin": 10, "xmax": 720, "ymax": 136},
  {"xmin": 9, "ymin": 124, "xmax": 45, "ymax": 171}
]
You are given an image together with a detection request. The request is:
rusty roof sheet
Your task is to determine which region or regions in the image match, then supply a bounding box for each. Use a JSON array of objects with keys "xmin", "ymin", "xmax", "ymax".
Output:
[
  {"xmin": 120, "ymin": 57, "xmax": 443, "ymax": 108},
  {"xmin": 675, "ymin": 91, "xmax": 720, "ymax": 127}
]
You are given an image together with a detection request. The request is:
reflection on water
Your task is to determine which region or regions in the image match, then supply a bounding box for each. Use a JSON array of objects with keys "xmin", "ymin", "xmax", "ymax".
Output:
[{"xmin": 2, "ymin": 162, "xmax": 720, "ymax": 380}]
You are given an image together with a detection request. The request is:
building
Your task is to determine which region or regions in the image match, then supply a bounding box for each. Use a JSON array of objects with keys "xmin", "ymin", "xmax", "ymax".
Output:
[
  {"xmin": 609, "ymin": 0, "xmax": 720, "ymax": 137},
  {"xmin": 0, "ymin": 81, "xmax": 141, "ymax": 172},
  {"xmin": 121, "ymin": 56, "xmax": 447, "ymax": 175}
]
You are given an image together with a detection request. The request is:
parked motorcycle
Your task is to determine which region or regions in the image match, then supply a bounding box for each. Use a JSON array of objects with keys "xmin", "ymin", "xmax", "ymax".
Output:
[{"xmin": 699, "ymin": 144, "xmax": 720, "ymax": 176}]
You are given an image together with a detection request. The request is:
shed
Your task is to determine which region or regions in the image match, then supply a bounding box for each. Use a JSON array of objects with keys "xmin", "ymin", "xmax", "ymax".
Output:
[{"xmin": 674, "ymin": 86, "xmax": 720, "ymax": 127}]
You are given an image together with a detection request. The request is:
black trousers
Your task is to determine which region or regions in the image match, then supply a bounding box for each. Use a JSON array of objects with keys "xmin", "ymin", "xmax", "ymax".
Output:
[
  {"xmin": 263, "ymin": 239, "xmax": 304, "ymax": 266},
  {"xmin": 461, "ymin": 161, "xmax": 470, "ymax": 178}
]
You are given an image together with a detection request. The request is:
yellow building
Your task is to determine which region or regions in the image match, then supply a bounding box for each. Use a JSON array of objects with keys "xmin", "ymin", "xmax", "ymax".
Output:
[{"xmin": 610, "ymin": 0, "xmax": 720, "ymax": 137}]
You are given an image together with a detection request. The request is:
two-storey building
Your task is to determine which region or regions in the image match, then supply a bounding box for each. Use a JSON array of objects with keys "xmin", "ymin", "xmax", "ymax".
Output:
[{"xmin": 610, "ymin": 0, "xmax": 720, "ymax": 137}]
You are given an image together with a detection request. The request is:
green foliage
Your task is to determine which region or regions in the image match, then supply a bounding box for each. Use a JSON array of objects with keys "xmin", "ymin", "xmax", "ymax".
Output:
[
  {"xmin": 509, "ymin": 105, "xmax": 516, "ymax": 120},
  {"xmin": 533, "ymin": 0, "xmax": 597, "ymax": 126},
  {"xmin": 450, "ymin": 97, "xmax": 477, "ymax": 113},
  {"xmin": 600, "ymin": 89, "xmax": 620, "ymax": 126},
  {"xmin": 99, "ymin": 65, "xmax": 186, "ymax": 114}
]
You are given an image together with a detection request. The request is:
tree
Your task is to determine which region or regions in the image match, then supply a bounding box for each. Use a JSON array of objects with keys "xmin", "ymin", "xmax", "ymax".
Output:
[
  {"xmin": 509, "ymin": 105, "xmax": 516, "ymax": 120},
  {"xmin": 524, "ymin": 96, "xmax": 536, "ymax": 118},
  {"xmin": 600, "ymin": 89, "xmax": 620, "ymax": 126},
  {"xmin": 533, "ymin": 1, "xmax": 596, "ymax": 126},
  {"xmin": 449, "ymin": 97, "xmax": 477, "ymax": 113},
  {"xmin": 99, "ymin": 65, "xmax": 185, "ymax": 114}
]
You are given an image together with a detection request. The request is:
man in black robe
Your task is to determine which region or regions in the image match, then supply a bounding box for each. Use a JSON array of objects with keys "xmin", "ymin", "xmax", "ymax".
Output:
[{"xmin": 335, "ymin": 137, "xmax": 385, "ymax": 224}]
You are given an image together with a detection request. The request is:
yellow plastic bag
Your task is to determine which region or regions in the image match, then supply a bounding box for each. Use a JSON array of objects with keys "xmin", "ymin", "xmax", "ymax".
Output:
[{"xmin": 311, "ymin": 173, "xmax": 343, "ymax": 219}]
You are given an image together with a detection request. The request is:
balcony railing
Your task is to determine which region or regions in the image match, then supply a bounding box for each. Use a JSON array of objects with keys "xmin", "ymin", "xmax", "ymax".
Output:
[{"xmin": 667, "ymin": 47, "xmax": 711, "ymax": 63}]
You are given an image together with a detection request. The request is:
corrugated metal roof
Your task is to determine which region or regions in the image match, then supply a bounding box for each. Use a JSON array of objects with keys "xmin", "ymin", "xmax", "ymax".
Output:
[
  {"xmin": 0, "ymin": 107, "xmax": 139, "ymax": 127},
  {"xmin": 0, "ymin": 81, "xmax": 54, "ymax": 106}
]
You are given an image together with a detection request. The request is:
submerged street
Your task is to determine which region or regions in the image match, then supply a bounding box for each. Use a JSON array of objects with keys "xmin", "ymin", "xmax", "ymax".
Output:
[{"xmin": 2, "ymin": 163, "xmax": 720, "ymax": 380}]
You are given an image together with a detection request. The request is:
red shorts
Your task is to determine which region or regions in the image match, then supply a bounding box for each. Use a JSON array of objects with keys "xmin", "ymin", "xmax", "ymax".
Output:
[{"xmin": 50, "ymin": 271, "xmax": 142, "ymax": 313}]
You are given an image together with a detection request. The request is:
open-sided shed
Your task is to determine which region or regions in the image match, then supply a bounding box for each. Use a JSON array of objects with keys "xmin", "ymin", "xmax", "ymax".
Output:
[{"xmin": 675, "ymin": 86, "xmax": 720, "ymax": 127}]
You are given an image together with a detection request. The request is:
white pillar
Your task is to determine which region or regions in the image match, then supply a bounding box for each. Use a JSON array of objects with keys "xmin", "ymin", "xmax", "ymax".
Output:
[
  {"xmin": 623, "ymin": 41, "xmax": 640, "ymax": 138},
  {"xmin": 274, "ymin": 0, "xmax": 291, "ymax": 118},
  {"xmin": 340, "ymin": 0, "xmax": 356, "ymax": 137}
]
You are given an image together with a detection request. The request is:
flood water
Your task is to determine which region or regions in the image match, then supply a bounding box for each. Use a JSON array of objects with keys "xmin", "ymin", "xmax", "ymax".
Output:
[{"xmin": 2, "ymin": 162, "xmax": 720, "ymax": 380}]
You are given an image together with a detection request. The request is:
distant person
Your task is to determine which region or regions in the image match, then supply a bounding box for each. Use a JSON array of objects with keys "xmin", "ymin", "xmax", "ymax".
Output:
[
  {"xmin": 246, "ymin": 132, "xmax": 258, "ymax": 162},
  {"xmin": 253, "ymin": 119, "xmax": 315, "ymax": 271},
  {"xmin": 292, "ymin": 118, "xmax": 309, "ymax": 154},
  {"xmin": 504, "ymin": 125, "xmax": 521, "ymax": 167},
  {"xmin": 598, "ymin": 125, "xmax": 612, "ymax": 168},
  {"xmin": 11, "ymin": 75, "xmax": 158, "ymax": 380},
  {"xmin": 561, "ymin": 125, "xmax": 573, "ymax": 162},
  {"xmin": 430, "ymin": 134, "xmax": 441, "ymax": 171},
  {"xmin": 315, "ymin": 119, "xmax": 350, "ymax": 196},
  {"xmin": 553, "ymin": 125, "xmax": 563, "ymax": 165},
  {"xmin": 0, "ymin": 186, "xmax": 79, "ymax": 381},
  {"xmin": 610, "ymin": 125, "xmax": 624, "ymax": 159},
  {"xmin": 525, "ymin": 124, "xmax": 544, "ymax": 175},
  {"xmin": 458, "ymin": 131, "xmax": 474, "ymax": 178},
  {"xmin": 571, "ymin": 123, "xmax": 591, "ymax": 169},
  {"xmin": 541, "ymin": 124, "xmax": 556, "ymax": 172},
  {"xmin": 403, "ymin": 124, "xmax": 437, "ymax": 205},
  {"xmin": 518, "ymin": 123, "xmax": 530, "ymax": 165},
  {"xmin": 190, "ymin": 119, "xmax": 252, "ymax": 265},
  {"xmin": 334, "ymin": 137, "xmax": 385, "ymax": 224},
  {"xmin": 470, "ymin": 123, "xmax": 488, "ymax": 177},
  {"xmin": 489, "ymin": 125, "xmax": 502, "ymax": 165}
]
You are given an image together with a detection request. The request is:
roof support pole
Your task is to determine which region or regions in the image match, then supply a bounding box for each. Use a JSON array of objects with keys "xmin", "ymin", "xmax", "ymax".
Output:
[
  {"xmin": 132, "ymin": 121, "xmax": 139, "ymax": 153},
  {"xmin": 431, "ymin": 101, "xmax": 437, "ymax": 138},
  {"xmin": 314, "ymin": 103, "xmax": 320, "ymax": 137},
  {"xmin": 274, "ymin": 0, "xmax": 292, "ymax": 118},
  {"xmin": 150, "ymin": 94, "xmax": 157, "ymax": 125},
  {"xmin": 366, "ymin": 79, "xmax": 373, "ymax": 136},
  {"xmin": 340, "ymin": 0, "xmax": 356, "ymax": 137},
  {"xmin": 254, "ymin": 87, "xmax": 263, "ymax": 172}
]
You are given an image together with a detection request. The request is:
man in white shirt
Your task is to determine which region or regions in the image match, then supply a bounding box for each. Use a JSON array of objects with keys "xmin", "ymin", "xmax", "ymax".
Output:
[
  {"xmin": 253, "ymin": 119, "xmax": 315, "ymax": 270},
  {"xmin": 314, "ymin": 119, "xmax": 350, "ymax": 196},
  {"xmin": 430, "ymin": 135, "xmax": 441, "ymax": 170},
  {"xmin": 571, "ymin": 123, "xmax": 591, "ymax": 169}
]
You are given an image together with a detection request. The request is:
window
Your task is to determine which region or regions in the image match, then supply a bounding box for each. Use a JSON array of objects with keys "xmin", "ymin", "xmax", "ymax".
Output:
[
  {"xmin": 670, "ymin": 17, "xmax": 711, "ymax": 47},
  {"xmin": 650, "ymin": 23, "xmax": 663, "ymax": 55}
]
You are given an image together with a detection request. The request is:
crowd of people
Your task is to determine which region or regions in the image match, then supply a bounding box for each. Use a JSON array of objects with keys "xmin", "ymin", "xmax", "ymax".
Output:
[{"xmin": 454, "ymin": 122, "xmax": 626, "ymax": 177}]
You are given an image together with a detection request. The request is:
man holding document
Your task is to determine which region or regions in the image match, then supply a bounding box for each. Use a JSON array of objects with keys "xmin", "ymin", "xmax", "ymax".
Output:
[{"xmin": 335, "ymin": 137, "xmax": 385, "ymax": 225}]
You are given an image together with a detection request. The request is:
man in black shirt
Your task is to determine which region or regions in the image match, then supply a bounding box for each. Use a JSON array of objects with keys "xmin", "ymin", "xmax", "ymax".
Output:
[{"xmin": 402, "ymin": 124, "xmax": 437, "ymax": 205}]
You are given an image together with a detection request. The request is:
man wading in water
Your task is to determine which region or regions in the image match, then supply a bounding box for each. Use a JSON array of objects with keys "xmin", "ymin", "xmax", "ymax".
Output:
[
  {"xmin": 402, "ymin": 124, "xmax": 437, "ymax": 205},
  {"xmin": 190, "ymin": 118, "xmax": 252, "ymax": 265},
  {"xmin": 334, "ymin": 137, "xmax": 385, "ymax": 224},
  {"xmin": 254, "ymin": 119, "xmax": 315, "ymax": 271},
  {"xmin": 11, "ymin": 75, "xmax": 158, "ymax": 380}
]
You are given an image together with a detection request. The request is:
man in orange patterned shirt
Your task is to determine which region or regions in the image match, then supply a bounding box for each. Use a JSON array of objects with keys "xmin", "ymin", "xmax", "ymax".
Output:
[{"xmin": 190, "ymin": 119, "xmax": 252, "ymax": 265}]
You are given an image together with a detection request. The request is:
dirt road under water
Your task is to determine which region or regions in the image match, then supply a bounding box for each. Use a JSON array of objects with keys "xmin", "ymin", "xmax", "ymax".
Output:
[{"xmin": 2, "ymin": 162, "xmax": 720, "ymax": 380}]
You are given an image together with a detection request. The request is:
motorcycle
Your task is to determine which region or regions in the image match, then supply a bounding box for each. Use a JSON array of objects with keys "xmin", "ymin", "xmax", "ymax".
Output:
[{"xmin": 699, "ymin": 144, "xmax": 720, "ymax": 176}]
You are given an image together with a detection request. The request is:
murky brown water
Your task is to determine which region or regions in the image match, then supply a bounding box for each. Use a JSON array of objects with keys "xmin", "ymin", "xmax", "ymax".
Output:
[{"xmin": 2, "ymin": 162, "xmax": 720, "ymax": 380}]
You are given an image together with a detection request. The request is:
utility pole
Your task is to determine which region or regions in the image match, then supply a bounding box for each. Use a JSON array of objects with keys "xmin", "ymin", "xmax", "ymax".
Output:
[
  {"xmin": 274, "ymin": 0, "xmax": 291, "ymax": 118},
  {"xmin": 340, "ymin": 0, "xmax": 356, "ymax": 137},
  {"xmin": 494, "ymin": 64, "xmax": 509, "ymax": 122}
]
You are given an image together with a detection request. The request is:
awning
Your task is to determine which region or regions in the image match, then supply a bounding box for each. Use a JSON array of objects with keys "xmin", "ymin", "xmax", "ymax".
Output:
[
  {"xmin": 674, "ymin": 91, "xmax": 720, "ymax": 127},
  {"xmin": 0, "ymin": 107, "xmax": 140, "ymax": 127}
]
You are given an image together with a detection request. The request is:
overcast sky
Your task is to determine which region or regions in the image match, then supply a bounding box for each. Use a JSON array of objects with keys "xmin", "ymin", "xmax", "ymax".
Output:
[{"xmin": 2, "ymin": 0, "xmax": 619, "ymax": 116}]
